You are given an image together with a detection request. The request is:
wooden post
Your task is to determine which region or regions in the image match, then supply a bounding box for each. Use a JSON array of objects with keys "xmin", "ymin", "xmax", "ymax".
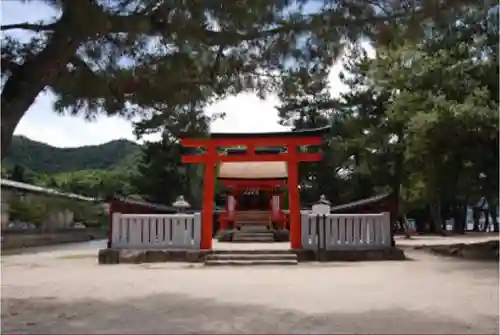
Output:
[
  {"xmin": 287, "ymin": 145, "xmax": 301, "ymax": 249},
  {"xmin": 107, "ymin": 200, "xmax": 115, "ymax": 248},
  {"xmin": 201, "ymin": 146, "xmax": 216, "ymax": 250},
  {"xmin": 279, "ymin": 192, "xmax": 286, "ymax": 229}
]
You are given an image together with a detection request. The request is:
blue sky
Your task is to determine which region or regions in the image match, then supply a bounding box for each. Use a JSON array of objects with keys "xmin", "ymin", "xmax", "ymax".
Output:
[{"xmin": 1, "ymin": 1, "xmax": 373, "ymax": 148}]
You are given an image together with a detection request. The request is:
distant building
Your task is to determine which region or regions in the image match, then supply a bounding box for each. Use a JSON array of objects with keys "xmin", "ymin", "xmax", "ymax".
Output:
[{"xmin": 0, "ymin": 179, "xmax": 98, "ymax": 230}]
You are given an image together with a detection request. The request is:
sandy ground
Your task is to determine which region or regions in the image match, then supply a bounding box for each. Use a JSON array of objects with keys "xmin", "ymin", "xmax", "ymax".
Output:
[{"xmin": 1, "ymin": 239, "xmax": 499, "ymax": 334}]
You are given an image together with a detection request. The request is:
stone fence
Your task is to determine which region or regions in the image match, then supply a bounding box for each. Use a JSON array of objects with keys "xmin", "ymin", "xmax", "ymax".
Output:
[{"xmin": 1, "ymin": 228, "xmax": 107, "ymax": 250}]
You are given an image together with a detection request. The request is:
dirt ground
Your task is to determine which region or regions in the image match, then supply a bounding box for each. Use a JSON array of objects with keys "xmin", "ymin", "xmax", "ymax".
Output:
[{"xmin": 1, "ymin": 240, "xmax": 499, "ymax": 334}]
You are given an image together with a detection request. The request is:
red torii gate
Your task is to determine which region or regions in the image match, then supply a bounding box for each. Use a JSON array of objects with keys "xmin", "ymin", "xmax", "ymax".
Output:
[{"xmin": 180, "ymin": 127, "xmax": 329, "ymax": 250}]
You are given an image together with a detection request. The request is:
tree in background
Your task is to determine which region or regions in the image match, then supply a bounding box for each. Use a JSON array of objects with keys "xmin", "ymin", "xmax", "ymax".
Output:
[
  {"xmin": 8, "ymin": 194, "xmax": 103, "ymax": 229},
  {"xmin": 130, "ymin": 110, "xmax": 208, "ymax": 206},
  {"xmin": 2, "ymin": 1, "xmax": 497, "ymax": 236},
  {"xmin": 129, "ymin": 140, "xmax": 187, "ymax": 205},
  {"xmin": 54, "ymin": 169, "xmax": 134, "ymax": 198},
  {"xmin": 8, "ymin": 195, "xmax": 49, "ymax": 228},
  {"xmin": 278, "ymin": 2, "xmax": 498, "ymax": 233},
  {"xmin": 3, "ymin": 164, "xmax": 39, "ymax": 184},
  {"xmin": 371, "ymin": 4, "xmax": 499, "ymax": 232},
  {"xmin": 1, "ymin": 0, "xmax": 473, "ymax": 158}
]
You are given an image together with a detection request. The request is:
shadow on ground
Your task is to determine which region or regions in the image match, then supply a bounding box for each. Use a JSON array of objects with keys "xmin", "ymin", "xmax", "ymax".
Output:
[
  {"xmin": 414, "ymin": 240, "xmax": 499, "ymax": 261},
  {"xmin": 2, "ymin": 292, "xmax": 498, "ymax": 334}
]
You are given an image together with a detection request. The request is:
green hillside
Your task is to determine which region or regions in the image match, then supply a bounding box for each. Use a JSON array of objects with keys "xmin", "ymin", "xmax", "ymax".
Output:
[{"xmin": 4, "ymin": 135, "xmax": 141, "ymax": 174}]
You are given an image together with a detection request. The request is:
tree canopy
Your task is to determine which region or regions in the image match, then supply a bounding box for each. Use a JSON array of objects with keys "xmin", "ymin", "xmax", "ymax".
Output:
[
  {"xmin": 279, "ymin": 2, "xmax": 499, "ymax": 232},
  {"xmin": 1, "ymin": 0, "xmax": 496, "ymax": 233},
  {"xmin": 1, "ymin": 0, "xmax": 473, "ymax": 158}
]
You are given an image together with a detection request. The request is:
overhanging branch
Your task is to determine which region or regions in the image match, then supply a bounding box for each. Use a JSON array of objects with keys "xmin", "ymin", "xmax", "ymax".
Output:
[
  {"xmin": 1, "ymin": 22, "xmax": 57, "ymax": 32},
  {"xmin": 0, "ymin": 55, "xmax": 21, "ymax": 73},
  {"xmin": 281, "ymin": 100, "xmax": 346, "ymax": 113}
]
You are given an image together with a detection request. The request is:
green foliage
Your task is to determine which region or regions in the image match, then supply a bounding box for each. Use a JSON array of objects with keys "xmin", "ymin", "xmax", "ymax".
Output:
[
  {"xmin": 1, "ymin": 1, "xmax": 496, "ymax": 235},
  {"xmin": 8, "ymin": 195, "xmax": 50, "ymax": 227},
  {"xmin": 3, "ymin": 135, "xmax": 139, "ymax": 200},
  {"xmin": 53, "ymin": 169, "xmax": 134, "ymax": 198},
  {"xmin": 4, "ymin": 135, "xmax": 140, "ymax": 174},
  {"xmin": 371, "ymin": 4, "xmax": 499, "ymax": 210},
  {"xmin": 279, "ymin": 3, "xmax": 499, "ymax": 231},
  {"xmin": 130, "ymin": 139, "xmax": 202, "ymax": 206},
  {"xmin": 3, "ymin": 163, "xmax": 39, "ymax": 184},
  {"xmin": 0, "ymin": 0, "xmax": 474, "ymax": 161},
  {"xmin": 7, "ymin": 193, "xmax": 103, "ymax": 228}
]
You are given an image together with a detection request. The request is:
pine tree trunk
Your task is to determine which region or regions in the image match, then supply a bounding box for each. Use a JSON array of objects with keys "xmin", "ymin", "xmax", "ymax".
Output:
[
  {"xmin": 1, "ymin": 24, "xmax": 81, "ymax": 159},
  {"xmin": 472, "ymin": 207, "xmax": 481, "ymax": 232},
  {"xmin": 430, "ymin": 200, "xmax": 444, "ymax": 235},
  {"xmin": 486, "ymin": 198, "xmax": 498, "ymax": 232},
  {"xmin": 491, "ymin": 205, "xmax": 499, "ymax": 232},
  {"xmin": 453, "ymin": 204, "xmax": 466, "ymax": 235}
]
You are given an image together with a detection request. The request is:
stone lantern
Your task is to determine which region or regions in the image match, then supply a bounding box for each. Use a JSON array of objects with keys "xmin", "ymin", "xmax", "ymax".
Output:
[
  {"xmin": 311, "ymin": 194, "xmax": 331, "ymax": 215},
  {"xmin": 172, "ymin": 195, "xmax": 190, "ymax": 213}
]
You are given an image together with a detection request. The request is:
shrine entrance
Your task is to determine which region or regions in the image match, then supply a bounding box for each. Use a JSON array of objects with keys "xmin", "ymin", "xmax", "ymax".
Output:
[
  {"xmin": 180, "ymin": 126, "xmax": 329, "ymax": 250},
  {"xmin": 236, "ymin": 191, "xmax": 269, "ymax": 210}
]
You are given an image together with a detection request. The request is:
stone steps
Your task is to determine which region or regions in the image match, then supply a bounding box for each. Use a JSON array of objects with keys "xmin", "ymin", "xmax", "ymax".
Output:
[
  {"xmin": 207, "ymin": 253, "xmax": 297, "ymax": 261},
  {"xmin": 232, "ymin": 231, "xmax": 275, "ymax": 243},
  {"xmin": 212, "ymin": 249, "xmax": 294, "ymax": 254},
  {"xmin": 233, "ymin": 233, "xmax": 274, "ymax": 238},
  {"xmin": 205, "ymin": 252, "xmax": 298, "ymax": 266},
  {"xmin": 233, "ymin": 232, "xmax": 274, "ymax": 242},
  {"xmin": 234, "ymin": 210, "xmax": 271, "ymax": 230},
  {"xmin": 205, "ymin": 259, "xmax": 298, "ymax": 266},
  {"xmin": 237, "ymin": 224, "xmax": 271, "ymax": 232}
]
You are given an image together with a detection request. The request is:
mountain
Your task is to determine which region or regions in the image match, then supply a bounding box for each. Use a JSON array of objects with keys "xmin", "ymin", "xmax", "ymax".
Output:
[{"xmin": 4, "ymin": 135, "xmax": 141, "ymax": 174}]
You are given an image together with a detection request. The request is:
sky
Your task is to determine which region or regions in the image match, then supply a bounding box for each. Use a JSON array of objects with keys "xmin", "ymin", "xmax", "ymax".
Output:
[{"xmin": 1, "ymin": 1, "xmax": 374, "ymax": 148}]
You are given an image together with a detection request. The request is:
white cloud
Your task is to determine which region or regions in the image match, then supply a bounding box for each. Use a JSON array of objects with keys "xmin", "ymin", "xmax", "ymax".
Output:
[
  {"xmin": 4, "ymin": 1, "xmax": 375, "ymax": 148},
  {"xmin": 209, "ymin": 93, "xmax": 288, "ymax": 134},
  {"xmin": 14, "ymin": 93, "xmax": 142, "ymax": 147}
]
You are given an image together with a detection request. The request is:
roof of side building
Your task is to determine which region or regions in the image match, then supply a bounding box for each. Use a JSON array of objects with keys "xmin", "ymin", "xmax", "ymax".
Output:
[{"xmin": 0, "ymin": 179, "xmax": 97, "ymax": 202}]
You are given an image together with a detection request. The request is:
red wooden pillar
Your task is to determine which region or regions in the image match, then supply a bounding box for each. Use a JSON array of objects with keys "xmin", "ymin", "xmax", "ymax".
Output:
[
  {"xmin": 287, "ymin": 145, "xmax": 301, "ymax": 249},
  {"xmin": 201, "ymin": 145, "xmax": 216, "ymax": 250},
  {"xmin": 228, "ymin": 191, "xmax": 236, "ymax": 222},
  {"xmin": 220, "ymin": 193, "xmax": 228, "ymax": 231},
  {"xmin": 269, "ymin": 196, "xmax": 274, "ymax": 221}
]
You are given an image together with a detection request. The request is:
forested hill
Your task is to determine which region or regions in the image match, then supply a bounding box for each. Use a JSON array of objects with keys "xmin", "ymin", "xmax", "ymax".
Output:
[{"xmin": 4, "ymin": 135, "xmax": 141, "ymax": 173}]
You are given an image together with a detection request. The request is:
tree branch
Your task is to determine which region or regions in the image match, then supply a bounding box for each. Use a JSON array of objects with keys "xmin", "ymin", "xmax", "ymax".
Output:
[
  {"xmin": 68, "ymin": 55, "xmax": 96, "ymax": 77},
  {"xmin": 103, "ymin": 8, "xmax": 451, "ymax": 48},
  {"xmin": 0, "ymin": 56, "xmax": 21, "ymax": 73},
  {"xmin": 280, "ymin": 100, "xmax": 345, "ymax": 113},
  {"xmin": 1, "ymin": 22, "xmax": 57, "ymax": 32}
]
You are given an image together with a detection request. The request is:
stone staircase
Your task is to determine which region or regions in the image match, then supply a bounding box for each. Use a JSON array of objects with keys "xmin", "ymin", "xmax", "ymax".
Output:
[
  {"xmin": 234, "ymin": 210, "xmax": 271, "ymax": 228},
  {"xmin": 219, "ymin": 210, "xmax": 277, "ymax": 243},
  {"xmin": 205, "ymin": 250, "xmax": 298, "ymax": 266},
  {"xmin": 232, "ymin": 226, "xmax": 275, "ymax": 243}
]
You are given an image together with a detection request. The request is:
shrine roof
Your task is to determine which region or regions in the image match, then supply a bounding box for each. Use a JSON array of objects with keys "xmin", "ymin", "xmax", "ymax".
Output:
[
  {"xmin": 106, "ymin": 195, "xmax": 178, "ymax": 212},
  {"xmin": 208, "ymin": 125, "xmax": 330, "ymax": 139},
  {"xmin": 218, "ymin": 162, "xmax": 287, "ymax": 180},
  {"xmin": 329, "ymin": 192, "xmax": 393, "ymax": 212}
]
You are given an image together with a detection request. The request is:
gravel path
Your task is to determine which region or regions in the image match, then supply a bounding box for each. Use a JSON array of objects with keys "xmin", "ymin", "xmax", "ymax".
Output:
[{"xmin": 1, "ymin": 242, "xmax": 499, "ymax": 334}]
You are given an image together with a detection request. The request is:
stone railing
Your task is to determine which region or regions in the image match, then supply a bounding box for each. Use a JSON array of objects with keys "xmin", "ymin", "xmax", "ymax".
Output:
[
  {"xmin": 301, "ymin": 212, "xmax": 392, "ymax": 250},
  {"xmin": 110, "ymin": 213, "xmax": 202, "ymax": 249}
]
